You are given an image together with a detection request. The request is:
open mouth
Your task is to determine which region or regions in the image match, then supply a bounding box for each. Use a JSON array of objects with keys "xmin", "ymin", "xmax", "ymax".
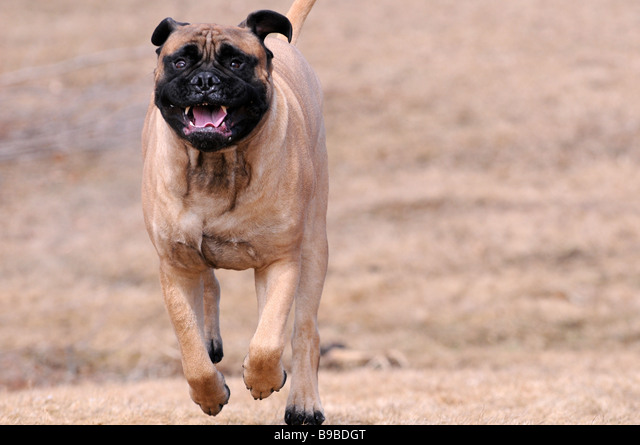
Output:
[{"xmin": 182, "ymin": 103, "xmax": 231, "ymax": 136}]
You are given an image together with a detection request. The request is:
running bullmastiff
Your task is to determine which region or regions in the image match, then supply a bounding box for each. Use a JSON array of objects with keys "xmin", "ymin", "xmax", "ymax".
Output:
[{"xmin": 141, "ymin": 0, "xmax": 327, "ymax": 425}]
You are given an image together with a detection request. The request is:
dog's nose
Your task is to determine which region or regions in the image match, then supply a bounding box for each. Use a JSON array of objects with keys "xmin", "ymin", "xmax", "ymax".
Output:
[{"xmin": 190, "ymin": 72, "xmax": 221, "ymax": 92}]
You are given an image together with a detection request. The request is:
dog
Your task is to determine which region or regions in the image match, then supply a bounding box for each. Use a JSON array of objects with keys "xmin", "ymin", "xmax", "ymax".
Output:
[{"xmin": 141, "ymin": 0, "xmax": 327, "ymax": 425}]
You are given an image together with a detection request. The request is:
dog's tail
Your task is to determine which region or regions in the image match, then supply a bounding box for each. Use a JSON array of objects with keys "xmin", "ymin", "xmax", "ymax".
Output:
[{"xmin": 285, "ymin": 0, "xmax": 317, "ymax": 45}]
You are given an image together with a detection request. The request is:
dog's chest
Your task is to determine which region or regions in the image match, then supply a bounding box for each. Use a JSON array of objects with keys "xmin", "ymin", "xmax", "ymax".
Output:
[
  {"xmin": 164, "ymin": 222, "xmax": 262, "ymax": 271},
  {"xmin": 157, "ymin": 148, "xmax": 304, "ymax": 271},
  {"xmin": 199, "ymin": 231, "xmax": 260, "ymax": 270},
  {"xmin": 166, "ymin": 198, "xmax": 291, "ymax": 271}
]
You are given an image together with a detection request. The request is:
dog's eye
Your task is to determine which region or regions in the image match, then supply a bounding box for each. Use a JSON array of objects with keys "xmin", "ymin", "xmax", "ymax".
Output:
[
  {"xmin": 174, "ymin": 59, "xmax": 187, "ymax": 69},
  {"xmin": 229, "ymin": 59, "xmax": 243, "ymax": 70}
]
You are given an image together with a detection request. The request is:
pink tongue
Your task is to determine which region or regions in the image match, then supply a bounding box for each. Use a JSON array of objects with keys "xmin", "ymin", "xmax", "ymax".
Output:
[{"xmin": 193, "ymin": 106, "xmax": 227, "ymax": 128}]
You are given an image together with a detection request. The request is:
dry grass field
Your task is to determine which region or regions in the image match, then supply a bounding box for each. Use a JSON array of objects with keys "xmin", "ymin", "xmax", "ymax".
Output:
[{"xmin": 2, "ymin": 0, "xmax": 640, "ymax": 424}]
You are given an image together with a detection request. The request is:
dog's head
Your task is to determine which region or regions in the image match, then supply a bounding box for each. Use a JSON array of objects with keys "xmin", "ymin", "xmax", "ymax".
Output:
[{"xmin": 150, "ymin": 11, "xmax": 292, "ymax": 152}]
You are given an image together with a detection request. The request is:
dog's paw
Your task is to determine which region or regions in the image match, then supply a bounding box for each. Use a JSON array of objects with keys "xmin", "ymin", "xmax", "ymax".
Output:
[
  {"xmin": 284, "ymin": 406, "xmax": 325, "ymax": 425},
  {"xmin": 285, "ymin": 386, "xmax": 324, "ymax": 425},
  {"xmin": 189, "ymin": 372, "xmax": 230, "ymax": 416},
  {"xmin": 242, "ymin": 356, "xmax": 287, "ymax": 400}
]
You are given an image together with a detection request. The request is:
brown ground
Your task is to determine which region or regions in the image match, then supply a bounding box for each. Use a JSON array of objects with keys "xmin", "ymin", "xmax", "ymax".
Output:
[{"xmin": 2, "ymin": 0, "xmax": 640, "ymax": 425}]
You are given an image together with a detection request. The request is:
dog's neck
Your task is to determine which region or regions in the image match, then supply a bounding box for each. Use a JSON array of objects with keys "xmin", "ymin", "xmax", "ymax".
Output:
[
  {"xmin": 187, "ymin": 145, "xmax": 250, "ymax": 183},
  {"xmin": 183, "ymin": 144, "xmax": 251, "ymax": 210}
]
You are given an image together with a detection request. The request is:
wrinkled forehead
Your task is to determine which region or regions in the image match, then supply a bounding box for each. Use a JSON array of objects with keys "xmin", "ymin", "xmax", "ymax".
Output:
[{"xmin": 159, "ymin": 23, "xmax": 263, "ymax": 58}]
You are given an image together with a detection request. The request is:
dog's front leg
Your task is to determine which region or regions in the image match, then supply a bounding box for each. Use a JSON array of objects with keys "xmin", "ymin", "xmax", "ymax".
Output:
[
  {"xmin": 243, "ymin": 259, "xmax": 300, "ymax": 400},
  {"xmin": 160, "ymin": 263, "xmax": 230, "ymax": 416}
]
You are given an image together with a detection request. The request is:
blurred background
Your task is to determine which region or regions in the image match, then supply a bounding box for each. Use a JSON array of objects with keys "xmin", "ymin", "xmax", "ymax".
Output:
[{"xmin": 2, "ymin": 0, "xmax": 640, "ymax": 417}]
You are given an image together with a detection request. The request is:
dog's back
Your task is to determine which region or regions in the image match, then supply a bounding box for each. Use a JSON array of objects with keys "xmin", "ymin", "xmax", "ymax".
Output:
[{"xmin": 268, "ymin": 36, "xmax": 324, "ymax": 144}]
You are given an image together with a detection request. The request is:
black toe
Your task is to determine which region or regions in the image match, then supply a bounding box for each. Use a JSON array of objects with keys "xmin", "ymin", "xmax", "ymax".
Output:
[{"xmin": 284, "ymin": 406, "xmax": 325, "ymax": 425}]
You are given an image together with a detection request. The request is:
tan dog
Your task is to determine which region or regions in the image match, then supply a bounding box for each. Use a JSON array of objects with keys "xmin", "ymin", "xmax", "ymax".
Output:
[{"xmin": 141, "ymin": 0, "xmax": 327, "ymax": 425}]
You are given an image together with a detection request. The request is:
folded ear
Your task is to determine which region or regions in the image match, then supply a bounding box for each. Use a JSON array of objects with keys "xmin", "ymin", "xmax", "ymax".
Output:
[
  {"xmin": 241, "ymin": 10, "xmax": 292, "ymax": 43},
  {"xmin": 151, "ymin": 17, "xmax": 190, "ymax": 47}
]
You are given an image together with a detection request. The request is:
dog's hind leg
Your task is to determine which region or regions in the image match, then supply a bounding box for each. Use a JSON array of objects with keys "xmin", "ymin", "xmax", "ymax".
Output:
[
  {"xmin": 284, "ymin": 223, "xmax": 327, "ymax": 425},
  {"xmin": 202, "ymin": 269, "xmax": 223, "ymax": 364}
]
